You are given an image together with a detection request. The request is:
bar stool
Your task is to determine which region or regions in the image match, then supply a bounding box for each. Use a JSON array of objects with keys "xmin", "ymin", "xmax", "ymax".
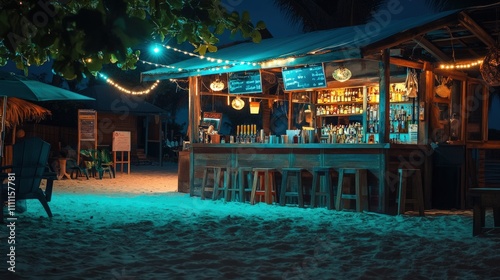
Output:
[
  {"xmin": 250, "ymin": 168, "xmax": 278, "ymax": 205},
  {"xmin": 200, "ymin": 166, "xmax": 230, "ymax": 200},
  {"xmin": 336, "ymin": 168, "xmax": 368, "ymax": 212},
  {"xmin": 280, "ymin": 168, "xmax": 305, "ymax": 207},
  {"xmin": 397, "ymin": 169, "xmax": 425, "ymax": 216},
  {"xmin": 310, "ymin": 167, "xmax": 335, "ymax": 209},
  {"xmin": 226, "ymin": 167, "xmax": 253, "ymax": 202}
]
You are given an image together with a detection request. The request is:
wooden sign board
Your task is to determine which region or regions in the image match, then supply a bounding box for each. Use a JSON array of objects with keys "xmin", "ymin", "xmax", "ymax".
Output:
[
  {"xmin": 77, "ymin": 109, "xmax": 97, "ymax": 164},
  {"xmin": 228, "ymin": 70, "xmax": 263, "ymax": 94},
  {"xmin": 282, "ymin": 64, "xmax": 327, "ymax": 91},
  {"xmin": 112, "ymin": 131, "xmax": 131, "ymax": 152},
  {"xmin": 79, "ymin": 110, "xmax": 97, "ymax": 141}
]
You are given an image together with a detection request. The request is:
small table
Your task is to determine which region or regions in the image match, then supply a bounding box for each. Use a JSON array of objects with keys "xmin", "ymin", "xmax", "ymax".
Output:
[
  {"xmin": 57, "ymin": 158, "xmax": 72, "ymax": 180},
  {"xmin": 468, "ymin": 188, "xmax": 500, "ymax": 236}
]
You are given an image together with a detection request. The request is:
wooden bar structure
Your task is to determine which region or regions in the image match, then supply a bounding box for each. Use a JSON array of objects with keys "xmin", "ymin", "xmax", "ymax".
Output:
[
  {"xmin": 190, "ymin": 143, "xmax": 387, "ymax": 212},
  {"xmin": 142, "ymin": 4, "xmax": 500, "ymax": 214}
]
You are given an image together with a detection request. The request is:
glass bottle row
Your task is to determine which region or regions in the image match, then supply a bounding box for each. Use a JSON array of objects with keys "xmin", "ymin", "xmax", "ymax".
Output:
[
  {"xmin": 320, "ymin": 122, "xmax": 364, "ymax": 144},
  {"xmin": 317, "ymin": 88, "xmax": 363, "ymax": 104},
  {"xmin": 316, "ymin": 104, "xmax": 363, "ymax": 116}
]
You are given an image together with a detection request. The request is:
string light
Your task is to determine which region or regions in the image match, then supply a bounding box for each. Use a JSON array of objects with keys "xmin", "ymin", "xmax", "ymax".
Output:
[
  {"xmin": 162, "ymin": 44, "xmax": 263, "ymax": 68},
  {"xmin": 439, "ymin": 59, "xmax": 483, "ymax": 70},
  {"xmin": 139, "ymin": 59, "xmax": 184, "ymax": 72},
  {"xmin": 261, "ymin": 57, "xmax": 296, "ymax": 68},
  {"xmin": 140, "ymin": 45, "xmax": 302, "ymax": 75},
  {"xmin": 98, "ymin": 73, "xmax": 160, "ymax": 95}
]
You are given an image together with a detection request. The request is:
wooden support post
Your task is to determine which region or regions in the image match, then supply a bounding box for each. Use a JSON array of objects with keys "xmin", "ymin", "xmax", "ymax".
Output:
[
  {"xmin": 379, "ymin": 49, "xmax": 390, "ymax": 145},
  {"xmin": 113, "ymin": 151, "xmax": 130, "ymax": 175},
  {"xmin": 189, "ymin": 76, "xmax": 199, "ymax": 197}
]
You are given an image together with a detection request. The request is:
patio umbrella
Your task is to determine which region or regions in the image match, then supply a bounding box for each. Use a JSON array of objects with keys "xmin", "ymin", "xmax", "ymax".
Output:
[
  {"xmin": 0, "ymin": 71, "xmax": 95, "ymax": 102},
  {"xmin": 0, "ymin": 71, "xmax": 95, "ymax": 157}
]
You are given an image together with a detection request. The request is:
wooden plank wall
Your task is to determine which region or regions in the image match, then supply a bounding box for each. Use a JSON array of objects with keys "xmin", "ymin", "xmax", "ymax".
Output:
[
  {"xmin": 21, "ymin": 113, "xmax": 139, "ymax": 154},
  {"xmin": 24, "ymin": 124, "xmax": 77, "ymax": 152},
  {"xmin": 477, "ymin": 149, "xmax": 500, "ymax": 188},
  {"xmin": 97, "ymin": 113, "xmax": 138, "ymax": 152}
]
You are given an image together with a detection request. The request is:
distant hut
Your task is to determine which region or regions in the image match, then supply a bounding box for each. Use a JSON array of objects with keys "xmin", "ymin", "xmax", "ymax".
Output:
[{"xmin": 79, "ymin": 85, "xmax": 168, "ymax": 161}]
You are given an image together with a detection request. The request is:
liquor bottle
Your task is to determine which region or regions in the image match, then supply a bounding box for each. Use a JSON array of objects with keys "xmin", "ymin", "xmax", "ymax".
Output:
[
  {"xmin": 399, "ymin": 118, "xmax": 406, "ymax": 133},
  {"xmin": 372, "ymin": 104, "xmax": 378, "ymax": 121}
]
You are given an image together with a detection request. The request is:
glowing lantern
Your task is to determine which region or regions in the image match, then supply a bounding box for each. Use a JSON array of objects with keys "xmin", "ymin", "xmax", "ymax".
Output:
[
  {"xmin": 231, "ymin": 96, "xmax": 245, "ymax": 110},
  {"xmin": 332, "ymin": 66, "xmax": 352, "ymax": 82},
  {"xmin": 250, "ymin": 101, "xmax": 260, "ymax": 114},
  {"xmin": 210, "ymin": 79, "xmax": 225, "ymax": 91}
]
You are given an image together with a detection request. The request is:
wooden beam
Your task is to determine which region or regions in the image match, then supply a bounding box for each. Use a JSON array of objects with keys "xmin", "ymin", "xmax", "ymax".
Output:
[
  {"xmin": 456, "ymin": 38, "xmax": 482, "ymax": 58},
  {"xmin": 433, "ymin": 68, "xmax": 469, "ymax": 80},
  {"xmin": 389, "ymin": 57, "xmax": 424, "ymax": 69},
  {"xmin": 199, "ymin": 91, "xmax": 285, "ymax": 101},
  {"xmin": 361, "ymin": 13, "xmax": 458, "ymax": 56},
  {"xmin": 413, "ymin": 35, "xmax": 451, "ymax": 62},
  {"xmin": 379, "ymin": 49, "xmax": 390, "ymax": 145},
  {"xmin": 458, "ymin": 11, "xmax": 496, "ymax": 49}
]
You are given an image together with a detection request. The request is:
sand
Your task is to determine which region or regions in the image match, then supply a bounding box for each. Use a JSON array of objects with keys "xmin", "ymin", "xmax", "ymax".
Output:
[{"xmin": 1, "ymin": 161, "xmax": 500, "ymax": 279}]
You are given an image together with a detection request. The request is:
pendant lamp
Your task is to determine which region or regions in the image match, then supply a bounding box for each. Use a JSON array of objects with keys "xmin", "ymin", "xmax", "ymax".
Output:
[
  {"xmin": 250, "ymin": 101, "xmax": 260, "ymax": 114},
  {"xmin": 231, "ymin": 96, "xmax": 245, "ymax": 110},
  {"xmin": 480, "ymin": 48, "xmax": 500, "ymax": 86},
  {"xmin": 332, "ymin": 66, "xmax": 352, "ymax": 82},
  {"xmin": 210, "ymin": 79, "xmax": 225, "ymax": 91}
]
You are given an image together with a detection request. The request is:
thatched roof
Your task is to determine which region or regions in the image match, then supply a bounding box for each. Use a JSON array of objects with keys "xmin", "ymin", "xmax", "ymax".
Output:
[{"xmin": 0, "ymin": 97, "xmax": 51, "ymax": 128}]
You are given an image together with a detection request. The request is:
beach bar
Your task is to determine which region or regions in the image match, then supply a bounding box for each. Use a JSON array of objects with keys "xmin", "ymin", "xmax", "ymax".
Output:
[{"xmin": 142, "ymin": 4, "xmax": 500, "ymax": 214}]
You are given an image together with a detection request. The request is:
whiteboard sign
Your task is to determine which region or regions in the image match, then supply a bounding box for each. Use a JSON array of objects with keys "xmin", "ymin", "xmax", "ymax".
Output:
[{"xmin": 112, "ymin": 131, "xmax": 131, "ymax": 151}]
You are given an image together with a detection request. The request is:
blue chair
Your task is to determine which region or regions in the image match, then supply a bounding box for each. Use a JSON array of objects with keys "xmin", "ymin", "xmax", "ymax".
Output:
[{"xmin": 0, "ymin": 137, "xmax": 56, "ymax": 220}]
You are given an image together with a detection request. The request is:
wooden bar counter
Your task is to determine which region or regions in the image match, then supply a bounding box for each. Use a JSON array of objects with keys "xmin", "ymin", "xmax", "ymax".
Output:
[{"xmin": 188, "ymin": 143, "xmax": 390, "ymax": 212}]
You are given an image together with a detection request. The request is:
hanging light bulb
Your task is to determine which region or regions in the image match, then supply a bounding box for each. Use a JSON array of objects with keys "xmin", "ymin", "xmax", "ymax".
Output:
[
  {"xmin": 332, "ymin": 66, "xmax": 352, "ymax": 82},
  {"xmin": 231, "ymin": 96, "xmax": 245, "ymax": 110},
  {"xmin": 210, "ymin": 78, "xmax": 225, "ymax": 91}
]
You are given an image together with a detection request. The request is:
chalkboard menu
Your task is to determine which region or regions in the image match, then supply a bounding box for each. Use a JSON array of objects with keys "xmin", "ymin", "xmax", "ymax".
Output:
[
  {"xmin": 228, "ymin": 71, "xmax": 262, "ymax": 94},
  {"xmin": 77, "ymin": 109, "xmax": 97, "ymax": 164},
  {"xmin": 282, "ymin": 64, "xmax": 327, "ymax": 91}
]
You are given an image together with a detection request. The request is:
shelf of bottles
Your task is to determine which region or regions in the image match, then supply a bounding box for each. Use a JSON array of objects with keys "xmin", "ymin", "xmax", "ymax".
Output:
[
  {"xmin": 316, "ymin": 87, "xmax": 365, "ymax": 116},
  {"xmin": 387, "ymin": 103, "xmax": 417, "ymax": 143},
  {"xmin": 320, "ymin": 122, "xmax": 365, "ymax": 144},
  {"xmin": 366, "ymin": 83, "xmax": 419, "ymax": 144},
  {"xmin": 315, "ymin": 87, "xmax": 366, "ymax": 143}
]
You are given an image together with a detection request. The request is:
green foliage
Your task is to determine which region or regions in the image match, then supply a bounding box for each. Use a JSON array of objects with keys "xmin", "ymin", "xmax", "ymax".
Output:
[{"xmin": 0, "ymin": 0, "xmax": 266, "ymax": 80}]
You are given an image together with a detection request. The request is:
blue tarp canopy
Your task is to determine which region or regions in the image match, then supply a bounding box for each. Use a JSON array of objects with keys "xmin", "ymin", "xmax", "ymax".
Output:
[{"xmin": 141, "ymin": 9, "xmax": 459, "ymax": 81}]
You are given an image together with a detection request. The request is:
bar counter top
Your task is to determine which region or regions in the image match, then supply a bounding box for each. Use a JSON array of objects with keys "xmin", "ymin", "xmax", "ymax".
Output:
[{"xmin": 192, "ymin": 143, "xmax": 390, "ymax": 149}]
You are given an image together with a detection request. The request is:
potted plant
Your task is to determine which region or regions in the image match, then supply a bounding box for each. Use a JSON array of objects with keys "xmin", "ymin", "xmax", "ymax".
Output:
[
  {"xmin": 79, "ymin": 149, "xmax": 114, "ymax": 179},
  {"xmin": 80, "ymin": 149, "xmax": 103, "ymax": 178}
]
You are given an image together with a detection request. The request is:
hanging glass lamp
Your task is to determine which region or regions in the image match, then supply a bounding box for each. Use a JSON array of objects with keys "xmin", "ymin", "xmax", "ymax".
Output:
[
  {"xmin": 231, "ymin": 96, "xmax": 245, "ymax": 110},
  {"xmin": 332, "ymin": 66, "xmax": 352, "ymax": 82}
]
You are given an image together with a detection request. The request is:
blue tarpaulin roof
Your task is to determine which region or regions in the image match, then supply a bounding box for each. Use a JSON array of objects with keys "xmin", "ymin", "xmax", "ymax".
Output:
[{"xmin": 141, "ymin": 9, "xmax": 459, "ymax": 81}]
